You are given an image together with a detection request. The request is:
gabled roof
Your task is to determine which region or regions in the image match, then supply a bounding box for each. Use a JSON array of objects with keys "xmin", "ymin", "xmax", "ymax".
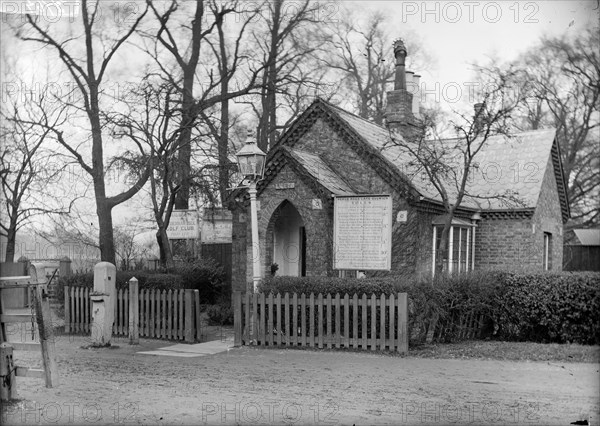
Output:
[
  {"xmin": 382, "ymin": 129, "xmax": 561, "ymax": 211},
  {"xmin": 239, "ymin": 98, "xmax": 569, "ymax": 219},
  {"xmin": 284, "ymin": 148, "xmax": 356, "ymax": 196}
]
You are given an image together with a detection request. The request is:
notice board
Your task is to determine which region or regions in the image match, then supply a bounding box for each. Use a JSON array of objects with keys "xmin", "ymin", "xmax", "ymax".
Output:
[
  {"xmin": 333, "ymin": 195, "xmax": 392, "ymax": 270},
  {"xmin": 167, "ymin": 210, "xmax": 199, "ymax": 239}
]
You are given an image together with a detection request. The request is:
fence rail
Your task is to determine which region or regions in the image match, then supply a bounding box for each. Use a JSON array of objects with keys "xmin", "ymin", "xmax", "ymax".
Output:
[
  {"xmin": 233, "ymin": 291, "xmax": 408, "ymax": 353},
  {"xmin": 64, "ymin": 285, "xmax": 201, "ymax": 342}
]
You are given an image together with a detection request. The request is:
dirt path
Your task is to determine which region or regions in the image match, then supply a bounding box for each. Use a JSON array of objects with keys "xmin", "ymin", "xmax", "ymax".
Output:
[{"xmin": 2, "ymin": 334, "xmax": 598, "ymax": 425}]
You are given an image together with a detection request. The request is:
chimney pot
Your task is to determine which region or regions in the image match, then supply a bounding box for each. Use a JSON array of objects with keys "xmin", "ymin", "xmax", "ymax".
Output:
[
  {"xmin": 411, "ymin": 74, "xmax": 421, "ymax": 118},
  {"xmin": 393, "ymin": 38, "xmax": 407, "ymax": 60}
]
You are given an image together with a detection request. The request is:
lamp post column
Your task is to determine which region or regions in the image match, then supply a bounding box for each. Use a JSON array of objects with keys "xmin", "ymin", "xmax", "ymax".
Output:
[{"xmin": 249, "ymin": 180, "xmax": 261, "ymax": 293}]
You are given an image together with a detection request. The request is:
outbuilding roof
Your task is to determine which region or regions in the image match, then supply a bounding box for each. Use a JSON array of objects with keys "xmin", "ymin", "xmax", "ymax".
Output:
[{"xmin": 573, "ymin": 229, "xmax": 600, "ymax": 246}]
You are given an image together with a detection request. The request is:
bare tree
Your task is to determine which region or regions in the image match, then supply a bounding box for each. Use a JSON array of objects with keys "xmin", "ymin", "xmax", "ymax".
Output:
[
  {"xmin": 513, "ymin": 27, "xmax": 600, "ymax": 227},
  {"xmin": 387, "ymin": 68, "xmax": 528, "ymax": 274},
  {"xmin": 13, "ymin": 0, "xmax": 151, "ymax": 264},
  {"xmin": 201, "ymin": 0, "xmax": 262, "ymax": 203},
  {"xmin": 324, "ymin": 10, "xmax": 430, "ymax": 124},
  {"xmin": 109, "ymin": 81, "xmax": 180, "ymax": 268},
  {"xmin": 0, "ymin": 86, "xmax": 76, "ymax": 262},
  {"xmin": 252, "ymin": 0, "xmax": 326, "ymax": 151},
  {"xmin": 114, "ymin": 223, "xmax": 152, "ymax": 270},
  {"xmin": 142, "ymin": 0, "xmax": 269, "ymax": 211}
]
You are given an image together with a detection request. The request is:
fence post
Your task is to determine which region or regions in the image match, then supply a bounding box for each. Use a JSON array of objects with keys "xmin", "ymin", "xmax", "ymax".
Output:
[
  {"xmin": 233, "ymin": 291, "xmax": 242, "ymax": 347},
  {"xmin": 34, "ymin": 285, "xmax": 59, "ymax": 387},
  {"xmin": 194, "ymin": 290, "xmax": 202, "ymax": 341},
  {"xmin": 128, "ymin": 277, "xmax": 139, "ymax": 345},
  {"xmin": 184, "ymin": 289, "xmax": 194, "ymax": 343},
  {"xmin": 398, "ymin": 292, "xmax": 408, "ymax": 354},
  {"xmin": 59, "ymin": 256, "xmax": 72, "ymax": 277},
  {"xmin": 64, "ymin": 285, "xmax": 70, "ymax": 334}
]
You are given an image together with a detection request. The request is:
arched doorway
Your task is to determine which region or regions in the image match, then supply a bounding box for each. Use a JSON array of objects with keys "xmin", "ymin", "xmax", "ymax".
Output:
[{"xmin": 271, "ymin": 201, "xmax": 306, "ymax": 276}]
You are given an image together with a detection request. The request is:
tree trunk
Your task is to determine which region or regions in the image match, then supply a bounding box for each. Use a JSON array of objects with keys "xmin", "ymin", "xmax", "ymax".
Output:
[
  {"xmin": 174, "ymin": 0, "xmax": 205, "ymax": 211},
  {"xmin": 89, "ymin": 81, "xmax": 117, "ymax": 264},
  {"xmin": 218, "ymin": 97, "xmax": 230, "ymax": 203},
  {"xmin": 156, "ymin": 228, "xmax": 174, "ymax": 269},
  {"xmin": 4, "ymin": 226, "xmax": 16, "ymax": 263},
  {"xmin": 96, "ymin": 201, "xmax": 116, "ymax": 264},
  {"xmin": 258, "ymin": 0, "xmax": 282, "ymax": 152},
  {"xmin": 217, "ymin": 17, "xmax": 231, "ymax": 205},
  {"xmin": 434, "ymin": 215, "xmax": 454, "ymax": 277}
]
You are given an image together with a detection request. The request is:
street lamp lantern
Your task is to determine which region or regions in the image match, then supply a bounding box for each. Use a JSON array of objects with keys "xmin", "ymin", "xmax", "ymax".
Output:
[
  {"xmin": 235, "ymin": 130, "xmax": 266, "ymax": 301},
  {"xmin": 236, "ymin": 130, "xmax": 266, "ymax": 181}
]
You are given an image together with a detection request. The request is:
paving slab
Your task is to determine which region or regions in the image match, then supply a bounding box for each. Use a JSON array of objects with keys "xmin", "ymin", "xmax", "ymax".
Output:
[
  {"xmin": 137, "ymin": 339, "xmax": 234, "ymax": 357},
  {"xmin": 136, "ymin": 350, "xmax": 208, "ymax": 358}
]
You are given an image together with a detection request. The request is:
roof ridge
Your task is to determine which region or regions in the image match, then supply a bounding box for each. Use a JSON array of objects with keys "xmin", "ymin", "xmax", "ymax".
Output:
[
  {"xmin": 433, "ymin": 127, "xmax": 557, "ymax": 143},
  {"xmin": 315, "ymin": 97, "xmax": 387, "ymax": 130}
]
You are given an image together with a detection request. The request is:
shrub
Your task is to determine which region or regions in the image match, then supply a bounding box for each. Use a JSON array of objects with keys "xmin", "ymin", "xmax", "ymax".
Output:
[
  {"xmin": 259, "ymin": 275, "xmax": 400, "ymax": 297},
  {"xmin": 55, "ymin": 270, "xmax": 183, "ymax": 305},
  {"xmin": 177, "ymin": 258, "xmax": 227, "ymax": 304},
  {"xmin": 491, "ymin": 272, "xmax": 600, "ymax": 345},
  {"xmin": 57, "ymin": 258, "xmax": 227, "ymax": 305},
  {"xmin": 206, "ymin": 304, "xmax": 234, "ymax": 325}
]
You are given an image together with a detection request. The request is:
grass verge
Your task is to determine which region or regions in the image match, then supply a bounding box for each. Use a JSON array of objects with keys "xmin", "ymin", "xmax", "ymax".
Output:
[{"xmin": 409, "ymin": 340, "xmax": 600, "ymax": 363}]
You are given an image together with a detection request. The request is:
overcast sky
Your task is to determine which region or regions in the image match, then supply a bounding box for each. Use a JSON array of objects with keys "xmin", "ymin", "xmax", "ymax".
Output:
[
  {"xmin": 1, "ymin": 0, "xmax": 598, "ymax": 246},
  {"xmin": 366, "ymin": 0, "xmax": 598, "ymax": 81}
]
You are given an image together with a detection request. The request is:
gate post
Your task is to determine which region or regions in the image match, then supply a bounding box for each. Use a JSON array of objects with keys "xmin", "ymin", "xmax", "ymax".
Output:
[
  {"xmin": 128, "ymin": 277, "xmax": 139, "ymax": 345},
  {"xmin": 184, "ymin": 289, "xmax": 194, "ymax": 343},
  {"xmin": 64, "ymin": 286, "xmax": 70, "ymax": 334},
  {"xmin": 233, "ymin": 292, "xmax": 242, "ymax": 347},
  {"xmin": 398, "ymin": 292, "xmax": 408, "ymax": 354}
]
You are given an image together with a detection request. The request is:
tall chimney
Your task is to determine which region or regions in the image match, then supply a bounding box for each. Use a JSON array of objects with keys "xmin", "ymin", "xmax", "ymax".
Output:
[{"xmin": 385, "ymin": 38, "xmax": 414, "ymax": 134}]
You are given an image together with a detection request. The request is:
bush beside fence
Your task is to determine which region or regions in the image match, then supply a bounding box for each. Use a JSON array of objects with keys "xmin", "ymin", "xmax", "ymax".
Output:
[{"xmin": 263, "ymin": 271, "xmax": 600, "ymax": 345}]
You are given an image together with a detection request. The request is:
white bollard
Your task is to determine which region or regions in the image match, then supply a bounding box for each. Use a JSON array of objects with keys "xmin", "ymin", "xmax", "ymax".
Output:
[{"xmin": 90, "ymin": 262, "xmax": 116, "ymax": 346}]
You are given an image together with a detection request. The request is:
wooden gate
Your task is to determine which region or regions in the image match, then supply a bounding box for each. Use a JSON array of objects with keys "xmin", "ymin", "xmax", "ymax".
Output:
[{"xmin": 233, "ymin": 291, "xmax": 408, "ymax": 353}]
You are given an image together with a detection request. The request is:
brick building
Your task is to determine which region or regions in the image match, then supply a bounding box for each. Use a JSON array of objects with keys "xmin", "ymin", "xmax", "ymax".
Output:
[{"xmin": 228, "ymin": 40, "xmax": 569, "ymax": 292}]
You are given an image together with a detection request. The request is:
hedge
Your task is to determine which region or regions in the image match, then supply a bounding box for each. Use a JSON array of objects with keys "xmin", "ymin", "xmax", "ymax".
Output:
[
  {"xmin": 56, "ymin": 258, "xmax": 228, "ymax": 305},
  {"xmin": 260, "ymin": 271, "xmax": 600, "ymax": 345},
  {"xmin": 493, "ymin": 272, "xmax": 600, "ymax": 345}
]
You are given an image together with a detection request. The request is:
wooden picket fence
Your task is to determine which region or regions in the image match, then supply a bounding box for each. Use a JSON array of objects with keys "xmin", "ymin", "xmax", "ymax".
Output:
[
  {"xmin": 64, "ymin": 285, "xmax": 202, "ymax": 342},
  {"xmin": 435, "ymin": 311, "xmax": 486, "ymax": 342},
  {"xmin": 233, "ymin": 291, "xmax": 408, "ymax": 353}
]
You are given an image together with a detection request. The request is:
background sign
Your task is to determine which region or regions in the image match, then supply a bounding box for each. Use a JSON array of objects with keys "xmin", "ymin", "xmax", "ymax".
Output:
[
  {"xmin": 201, "ymin": 208, "xmax": 232, "ymax": 243},
  {"xmin": 333, "ymin": 195, "xmax": 392, "ymax": 270},
  {"xmin": 167, "ymin": 210, "xmax": 199, "ymax": 239}
]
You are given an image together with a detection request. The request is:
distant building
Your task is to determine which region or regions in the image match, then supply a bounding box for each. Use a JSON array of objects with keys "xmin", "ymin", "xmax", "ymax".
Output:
[
  {"xmin": 565, "ymin": 229, "xmax": 600, "ymax": 246},
  {"xmin": 564, "ymin": 228, "xmax": 600, "ymax": 271},
  {"xmin": 228, "ymin": 40, "xmax": 569, "ymax": 292}
]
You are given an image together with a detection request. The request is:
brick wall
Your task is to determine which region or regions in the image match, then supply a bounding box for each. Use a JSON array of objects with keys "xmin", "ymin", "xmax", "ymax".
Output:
[
  {"xmin": 475, "ymin": 157, "xmax": 564, "ymax": 271},
  {"xmin": 475, "ymin": 218, "xmax": 536, "ymax": 270},
  {"xmin": 531, "ymin": 157, "xmax": 564, "ymax": 270}
]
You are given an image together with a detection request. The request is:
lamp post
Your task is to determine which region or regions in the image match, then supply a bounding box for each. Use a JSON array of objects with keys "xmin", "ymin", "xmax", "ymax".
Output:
[{"xmin": 236, "ymin": 130, "xmax": 267, "ymax": 293}]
